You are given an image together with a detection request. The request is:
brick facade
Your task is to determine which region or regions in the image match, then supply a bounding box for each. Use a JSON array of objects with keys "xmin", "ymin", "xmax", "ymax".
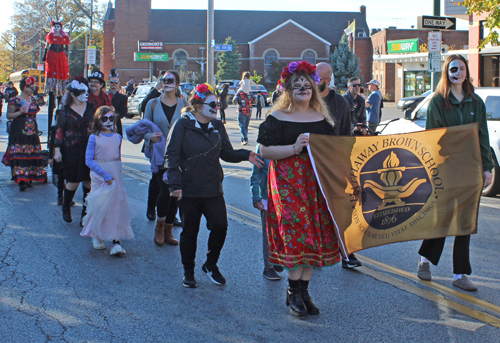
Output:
[{"xmin": 353, "ymin": 37, "xmax": 373, "ymax": 86}]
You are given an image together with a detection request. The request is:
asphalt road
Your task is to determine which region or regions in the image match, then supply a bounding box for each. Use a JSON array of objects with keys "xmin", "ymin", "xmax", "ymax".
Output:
[{"xmin": 0, "ymin": 103, "xmax": 499, "ymax": 342}]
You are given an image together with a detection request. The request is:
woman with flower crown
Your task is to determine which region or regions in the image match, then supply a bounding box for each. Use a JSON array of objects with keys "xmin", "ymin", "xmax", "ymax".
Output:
[
  {"xmin": 165, "ymin": 83, "xmax": 263, "ymax": 288},
  {"xmin": 53, "ymin": 76, "xmax": 95, "ymax": 226},
  {"xmin": 6, "ymin": 76, "xmax": 47, "ymax": 191},
  {"xmin": 257, "ymin": 61, "xmax": 341, "ymax": 318}
]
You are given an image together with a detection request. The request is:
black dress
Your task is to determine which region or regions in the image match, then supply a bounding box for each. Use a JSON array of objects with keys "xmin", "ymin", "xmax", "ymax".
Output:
[
  {"xmin": 54, "ymin": 104, "xmax": 95, "ymax": 183},
  {"xmin": 8, "ymin": 97, "xmax": 47, "ymax": 183}
]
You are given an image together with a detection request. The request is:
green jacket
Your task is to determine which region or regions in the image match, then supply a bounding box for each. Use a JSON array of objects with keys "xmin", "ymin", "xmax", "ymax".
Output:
[{"xmin": 426, "ymin": 92, "xmax": 493, "ymax": 172}]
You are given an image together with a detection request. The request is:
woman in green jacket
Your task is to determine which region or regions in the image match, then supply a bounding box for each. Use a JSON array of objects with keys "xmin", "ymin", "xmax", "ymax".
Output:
[{"xmin": 416, "ymin": 54, "xmax": 493, "ymax": 291}]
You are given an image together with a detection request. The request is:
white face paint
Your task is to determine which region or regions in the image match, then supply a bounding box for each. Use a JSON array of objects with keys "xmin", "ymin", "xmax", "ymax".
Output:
[
  {"xmin": 292, "ymin": 77, "xmax": 312, "ymax": 103},
  {"xmin": 54, "ymin": 25, "xmax": 61, "ymax": 32},
  {"xmin": 162, "ymin": 73, "xmax": 177, "ymax": 92},
  {"xmin": 448, "ymin": 59, "xmax": 466, "ymax": 84},
  {"xmin": 199, "ymin": 95, "xmax": 218, "ymax": 119},
  {"xmin": 77, "ymin": 91, "xmax": 88, "ymax": 102},
  {"xmin": 102, "ymin": 113, "xmax": 114, "ymax": 131}
]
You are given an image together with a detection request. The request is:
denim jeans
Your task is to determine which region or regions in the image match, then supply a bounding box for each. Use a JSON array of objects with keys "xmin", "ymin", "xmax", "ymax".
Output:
[
  {"xmin": 261, "ymin": 210, "xmax": 272, "ymax": 269},
  {"xmin": 238, "ymin": 113, "xmax": 251, "ymax": 143}
]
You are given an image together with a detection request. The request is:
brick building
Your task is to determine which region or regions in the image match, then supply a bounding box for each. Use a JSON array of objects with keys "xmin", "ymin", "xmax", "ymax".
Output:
[
  {"xmin": 370, "ymin": 28, "xmax": 468, "ymax": 103},
  {"xmin": 102, "ymin": 0, "xmax": 372, "ymax": 87}
]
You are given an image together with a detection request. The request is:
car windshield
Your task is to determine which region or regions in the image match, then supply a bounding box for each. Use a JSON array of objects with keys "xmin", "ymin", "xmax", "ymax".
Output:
[
  {"xmin": 258, "ymin": 85, "xmax": 267, "ymax": 91},
  {"xmin": 136, "ymin": 86, "xmax": 151, "ymax": 96},
  {"xmin": 484, "ymin": 96, "xmax": 500, "ymax": 120},
  {"xmin": 415, "ymin": 98, "xmax": 429, "ymax": 121},
  {"xmin": 182, "ymin": 84, "xmax": 194, "ymax": 91}
]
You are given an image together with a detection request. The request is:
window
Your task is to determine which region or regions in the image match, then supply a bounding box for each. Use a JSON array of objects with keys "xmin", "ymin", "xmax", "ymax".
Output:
[
  {"xmin": 264, "ymin": 50, "xmax": 278, "ymax": 83},
  {"xmin": 302, "ymin": 50, "xmax": 316, "ymax": 65},
  {"xmin": 415, "ymin": 99, "xmax": 429, "ymax": 121},
  {"xmin": 173, "ymin": 50, "xmax": 188, "ymax": 71}
]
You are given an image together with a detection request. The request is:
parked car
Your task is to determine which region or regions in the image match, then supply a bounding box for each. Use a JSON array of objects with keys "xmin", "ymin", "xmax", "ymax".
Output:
[
  {"xmin": 127, "ymin": 83, "xmax": 154, "ymax": 117},
  {"xmin": 216, "ymin": 80, "xmax": 240, "ymax": 101},
  {"xmin": 180, "ymin": 83, "xmax": 196, "ymax": 96},
  {"xmin": 396, "ymin": 90, "xmax": 432, "ymax": 113},
  {"xmin": 377, "ymin": 88, "xmax": 500, "ymax": 197},
  {"xmin": 249, "ymin": 85, "xmax": 270, "ymax": 106}
]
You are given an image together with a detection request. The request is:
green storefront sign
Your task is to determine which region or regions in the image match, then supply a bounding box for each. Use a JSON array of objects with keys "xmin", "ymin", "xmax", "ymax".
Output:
[
  {"xmin": 134, "ymin": 52, "xmax": 169, "ymax": 62},
  {"xmin": 387, "ymin": 39, "xmax": 419, "ymax": 54}
]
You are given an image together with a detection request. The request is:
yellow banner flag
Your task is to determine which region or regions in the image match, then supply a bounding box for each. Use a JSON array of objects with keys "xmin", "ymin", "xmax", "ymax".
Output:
[{"xmin": 307, "ymin": 123, "xmax": 483, "ymax": 257}]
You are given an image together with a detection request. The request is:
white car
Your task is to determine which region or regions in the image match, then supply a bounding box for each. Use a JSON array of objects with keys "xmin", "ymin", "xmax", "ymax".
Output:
[{"xmin": 377, "ymin": 88, "xmax": 500, "ymax": 197}]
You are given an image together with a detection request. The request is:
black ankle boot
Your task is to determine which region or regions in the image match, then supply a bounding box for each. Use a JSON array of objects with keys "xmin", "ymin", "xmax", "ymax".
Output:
[
  {"xmin": 286, "ymin": 285, "xmax": 308, "ymax": 318},
  {"xmin": 300, "ymin": 280, "xmax": 320, "ymax": 315},
  {"xmin": 62, "ymin": 188, "xmax": 77, "ymax": 222},
  {"xmin": 81, "ymin": 186, "xmax": 90, "ymax": 227},
  {"xmin": 19, "ymin": 181, "xmax": 28, "ymax": 191}
]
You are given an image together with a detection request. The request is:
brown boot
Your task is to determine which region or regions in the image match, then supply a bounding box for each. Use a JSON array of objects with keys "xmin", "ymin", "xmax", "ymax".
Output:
[
  {"xmin": 154, "ymin": 219, "xmax": 165, "ymax": 246},
  {"xmin": 164, "ymin": 223, "xmax": 179, "ymax": 245}
]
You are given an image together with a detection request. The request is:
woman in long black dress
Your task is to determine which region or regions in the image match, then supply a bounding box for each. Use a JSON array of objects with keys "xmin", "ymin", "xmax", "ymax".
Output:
[
  {"xmin": 54, "ymin": 77, "xmax": 95, "ymax": 225},
  {"xmin": 7, "ymin": 76, "xmax": 47, "ymax": 191}
]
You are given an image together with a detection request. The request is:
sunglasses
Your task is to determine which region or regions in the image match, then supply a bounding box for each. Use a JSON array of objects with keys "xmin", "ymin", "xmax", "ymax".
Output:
[
  {"xmin": 351, "ymin": 84, "xmax": 361, "ymax": 87},
  {"xmin": 162, "ymin": 78, "xmax": 176, "ymax": 84},
  {"xmin": 201, "ymin": 102, "xmax": 218, "ymax": 109},
  {"xmin": 100, "ymin": 116, "xmax": 115, "ymax": 123},
  {"xmin": 109, "ymin": 80, "xmax": 119, "ymax": 84}
]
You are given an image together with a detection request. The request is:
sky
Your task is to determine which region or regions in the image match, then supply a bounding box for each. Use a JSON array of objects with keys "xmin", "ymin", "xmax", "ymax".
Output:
[{"xmin": 0, "ymin": 0, "xmax": 469, "ymax": 37}]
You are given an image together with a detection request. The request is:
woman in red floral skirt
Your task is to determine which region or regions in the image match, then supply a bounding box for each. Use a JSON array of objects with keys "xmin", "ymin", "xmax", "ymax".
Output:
[
  {"xmin": 7, "ymin": 77, "xmax": 47, "ymax": 191},
  {"xmin": 258, "ymin": 61, "xmax": 340, "ymax": 318}
]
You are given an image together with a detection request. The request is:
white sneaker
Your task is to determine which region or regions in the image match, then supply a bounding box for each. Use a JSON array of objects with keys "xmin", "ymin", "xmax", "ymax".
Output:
[
  {"xmin": 92, "ymin": 238, "xmax": 106, "ymax": 250},
  {"xmin": 110, "ymin": 244, "xmax": 126, "ymax": 256}
]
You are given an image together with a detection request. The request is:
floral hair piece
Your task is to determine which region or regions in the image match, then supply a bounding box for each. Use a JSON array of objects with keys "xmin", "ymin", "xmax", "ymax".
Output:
[
  {"xmin": 25, "ymin": 77, "xmax": 36, "ymax": 85},
  {"xmin": 69, "ymin": 80, "xmax": 88, "ymax": 92},
  {"xmin": 194, "ymin": 83, "xmax": 214, "ymax": 101},
  {"xmin": 278, "ymin": 61, "xmax": 321, "ymax": 90}
]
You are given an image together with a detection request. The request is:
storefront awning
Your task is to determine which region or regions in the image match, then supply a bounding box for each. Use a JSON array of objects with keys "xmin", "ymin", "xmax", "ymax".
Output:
[
  {"xmin": 479, "ymin": 47, "xmax": 500, "ymax": 55},
  {"xmin": 373, "ymin": 49, "xmax": 469, "ymax": 63}
]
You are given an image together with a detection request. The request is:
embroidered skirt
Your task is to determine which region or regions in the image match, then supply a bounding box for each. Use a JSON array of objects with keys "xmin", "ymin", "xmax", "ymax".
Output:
[{"xmin": 267, "ymin": 153, "xmax": 340, "ymax": 269}]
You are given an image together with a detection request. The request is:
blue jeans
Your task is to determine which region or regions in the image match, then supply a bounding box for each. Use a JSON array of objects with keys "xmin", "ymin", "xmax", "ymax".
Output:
[{"xmin": 238, "ymin": 113, "xmax": 251, "ymax": 143}]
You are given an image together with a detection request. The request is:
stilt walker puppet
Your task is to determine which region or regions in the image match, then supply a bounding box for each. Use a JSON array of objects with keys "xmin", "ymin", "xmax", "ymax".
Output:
[{"xmin": 43, "ymin": 21, "xmax": 70, "ymax": 133}]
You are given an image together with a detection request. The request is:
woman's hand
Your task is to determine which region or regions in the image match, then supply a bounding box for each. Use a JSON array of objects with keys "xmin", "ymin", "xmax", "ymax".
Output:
[
  {"xmin": 21, "ymin": 103, "xmax": 30, "ymax": 113},
  {"xmin": 249, "ymin": 152, "xmax": 264, "ymax": 168},
  {"xmin": 294, "ymin": 133, "xmax": 309, "ymax": 151},
  {"xmin": 54, "ymin": 150, "xmax": 62, "ymax": 163},
  {"xmin": 150, "ymin": 132, "xmax": 162, "ymax": 143},
  {"xmin": 171, "ymin": 190, "xmax": 182, "ymax": 201},
  {"xmin": 483, "ymin": 171, "xmax": 492, "ymax": 189},
  {"xmin": 106, "ymin": 178, "xmax": 114, "ymax": 185},
  {"xmin": 253, "ymin": 201, "xmax": 265, "ymax": 211}
]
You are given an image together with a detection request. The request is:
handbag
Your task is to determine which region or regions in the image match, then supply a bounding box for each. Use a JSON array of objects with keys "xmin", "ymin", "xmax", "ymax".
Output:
[{"xmin": 2, "ymin": 148, "xmax": 10, "ymax": 166}]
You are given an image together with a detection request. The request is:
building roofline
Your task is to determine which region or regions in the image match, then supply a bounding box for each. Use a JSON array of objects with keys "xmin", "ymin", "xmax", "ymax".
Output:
[{"xmin": 248, "ymin": 19, "xmax": 331, "ymax": 45}]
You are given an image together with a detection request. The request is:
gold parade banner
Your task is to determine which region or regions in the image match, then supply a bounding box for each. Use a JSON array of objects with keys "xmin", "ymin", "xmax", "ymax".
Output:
[{"xmin": 307, "ymin": 123, "xmax": 483, "ymax": 257}]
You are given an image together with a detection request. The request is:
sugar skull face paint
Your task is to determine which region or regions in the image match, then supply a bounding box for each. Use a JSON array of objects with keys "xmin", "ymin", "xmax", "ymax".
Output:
[
  {"xmin": 292, "ymin": 77, "xmax": 312, "ymax": 102},
  {"xmin": 101, "ymin": 112, "xmax": 115, "ymax": 130},
  {"xmin": 200, "ymin": 95, "xmax": 218, "ymax": 119},
  {"xmin": 77, "ymin": 91, "xmax": 88, "ymax": 102},
  {"xmin": 54, "ymin": 25, "xmax": 61, "ymax": 32},
  {"xmin": 448, "ymin": 59, "xmax": 466, "ymax": 84},
  {"xmin": 162, "ymin": 73, "xmax": 177, "ymax": 92}
]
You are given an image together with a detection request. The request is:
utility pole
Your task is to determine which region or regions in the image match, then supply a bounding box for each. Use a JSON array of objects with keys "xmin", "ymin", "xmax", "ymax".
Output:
[
  {"xmin": 431, "ymin": 0, "xmax": 440, "ymax": 91},
  {"xmin": 72, "ymin": 0, "xmax": 93, "ymax": 75},
  {"xmin": 12, "ymin": 33, "xmax": 17, "ymax": 72},
  {"xmin": 207, "ymin": 0, "xmax": 214, "ymax": 86}
]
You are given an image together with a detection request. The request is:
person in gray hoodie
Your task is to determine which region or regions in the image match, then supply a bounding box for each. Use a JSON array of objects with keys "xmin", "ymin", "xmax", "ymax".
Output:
[{"xmin": 142, "ymin": 70, "xmax": 188, "ymax": 247}]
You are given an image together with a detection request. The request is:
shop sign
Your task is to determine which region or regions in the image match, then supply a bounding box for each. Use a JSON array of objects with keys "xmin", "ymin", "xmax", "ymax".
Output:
[
  {"xmin": 428, "ymin": 52, "xmax": 442, "ymax": 72},
  {"xmin": 134, "ymin": 52, "xmax": 169, "ymax": 62},
  {"xmin": 387, "ymin": 39, "xmax": 419, "ymax": 54},
  {"xmin": 138, "ymin": 41, "xmax": 163, "ymax": 51}
]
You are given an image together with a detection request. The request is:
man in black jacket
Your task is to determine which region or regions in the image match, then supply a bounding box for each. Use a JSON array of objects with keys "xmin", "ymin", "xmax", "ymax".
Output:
[
  {"xmin": 107, "ymin": 69, "xmax": 128, "ymax": 136},
  {"xmin": 343, "ymin": 77, "xmax": 367, "ymax": 135},
  {"xmin": 316, "ymin": 63, "xmax": 351, "ymax": 136},
  {"xmin": 316, "ymin": 62, "xmax": 362, "ymax": 268}
]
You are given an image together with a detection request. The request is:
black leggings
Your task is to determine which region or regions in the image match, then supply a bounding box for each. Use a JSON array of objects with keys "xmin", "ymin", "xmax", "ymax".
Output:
[
  {"xmin": 154, "ymin": 168, "xmax": 178, "ymax": 223},
  {"xmin": 179, "ymin": 195, "xmax": 228, "ymax": 270},
  {"xmin": 219, "ymin": 108, "xmax": 226, "ymax": 122}
]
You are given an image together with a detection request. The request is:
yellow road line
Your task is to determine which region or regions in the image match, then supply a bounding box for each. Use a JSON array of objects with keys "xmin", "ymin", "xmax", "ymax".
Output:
[
  {"xmin": 358, "ymin": 266, "xmax": 500, "ymax": 328},
  {"xmin": 357, "ymin": 255, "xmax": 500, "ymax": 318}
]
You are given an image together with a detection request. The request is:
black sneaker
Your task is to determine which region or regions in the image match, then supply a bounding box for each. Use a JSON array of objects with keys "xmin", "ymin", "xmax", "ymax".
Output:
[
  {"xmin": 183, "ymin": 270, "xmax": 197, "ymax": 288},
  {"xmin": 263, "ymin": 268, "xmax": 281, "ymax": 281},
  {"xmin": 341, "ymin": 253, "xmax": 362, "ymax": 269},
  {"xmin": 146, "ymin": 209, "xmax": 156, "ymax": 221},
  {"xmin": 202, "ymin": 263, "xmax": 226, "ymax": 285},
  {"xmin": 173, "ymin": 217, "xmax": 182, "ymax": 227}
]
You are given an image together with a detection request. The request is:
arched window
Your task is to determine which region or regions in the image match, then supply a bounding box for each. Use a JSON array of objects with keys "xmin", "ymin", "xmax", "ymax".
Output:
[
  {"xmin": 302, "ymin": 50, "xmax": 316, "ymax": 65},
  {"xmin": 173, "ymin": 50, "xmax": 188, "ymax": 70},
  {"xmin": 264, "ymin": 50, "xmax": 278, "ymax": 83}
]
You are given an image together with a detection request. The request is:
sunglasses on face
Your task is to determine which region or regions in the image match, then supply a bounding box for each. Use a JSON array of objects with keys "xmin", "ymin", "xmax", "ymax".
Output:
[
  {"xmin": 100, "ymin": 116, "xmax": 114, "ymax": 123},
  {"xmin": 351, "ymin": 84, "xmax": 361, "ymax": 87},
  {"xmin": 201, "ymin": 102, "xmax": 218, "ymax": 109},
  {"xmin": 162, "ymin": 78, "xmax": 175, "ymax": 84},
  {"xmin": 109, "ymin": 80, "xmax": 119, "ymax": 84}
]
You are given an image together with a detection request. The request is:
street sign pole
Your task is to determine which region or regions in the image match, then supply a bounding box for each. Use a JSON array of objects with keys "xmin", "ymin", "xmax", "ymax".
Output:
[
  {"xmin": 431, "ymin": 0, "xmax": 440, "ymax": 92},
  {"xmin": 207, "ymin": 0, "xmax": 214, "ymax": 86}
]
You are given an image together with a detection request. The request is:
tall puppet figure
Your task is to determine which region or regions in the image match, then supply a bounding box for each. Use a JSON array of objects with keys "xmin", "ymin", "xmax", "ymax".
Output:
[{"xmin": 43, "ymin": 20, "xmax": 70, "ymax": 133}]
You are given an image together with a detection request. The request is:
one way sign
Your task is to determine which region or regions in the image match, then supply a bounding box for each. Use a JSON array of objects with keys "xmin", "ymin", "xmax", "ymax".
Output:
[{"xmin": 417, "ymin": 15, "xmax": 456, "ymax": 30}]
